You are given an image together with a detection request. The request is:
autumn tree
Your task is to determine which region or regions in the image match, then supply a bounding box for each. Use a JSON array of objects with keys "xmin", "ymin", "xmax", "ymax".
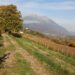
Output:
[{"xmin": 0, "ymin": 5, "xmax": 23, "ymax": 34}]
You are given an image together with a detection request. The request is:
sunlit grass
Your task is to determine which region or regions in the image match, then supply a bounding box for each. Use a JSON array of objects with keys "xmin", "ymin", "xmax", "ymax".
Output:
[
  {"xmin": 15, "ymin": 37, "xmax": 75, "ymax": 75},
  {"xmin": 13, "ymin": 53, "xmax": 35, "ymax": 75}
]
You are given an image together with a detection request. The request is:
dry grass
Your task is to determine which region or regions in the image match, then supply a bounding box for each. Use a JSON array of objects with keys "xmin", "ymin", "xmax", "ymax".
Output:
[{"xmin": 23, "ymin": 33, "xmax": 75, "ymax": 57}]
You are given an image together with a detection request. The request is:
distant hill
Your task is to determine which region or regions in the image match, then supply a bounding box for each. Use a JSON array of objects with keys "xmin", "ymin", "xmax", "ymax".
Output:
[
  {"xmin": 23, "ymin": 14, "xmax": 70, "ymax": 37},
  {"xmin": 70, "ymin": 32, "xmax": 75, "ymax": 36}
]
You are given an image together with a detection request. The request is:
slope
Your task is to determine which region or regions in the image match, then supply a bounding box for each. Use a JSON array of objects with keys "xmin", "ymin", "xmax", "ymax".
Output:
[
  {"xmin": 23, "ymin": 14, "xmax": 69, "ymax": 37},
  {"xmin": 0, "ymin": 33, "xmax": 75, "ymax": 75}
]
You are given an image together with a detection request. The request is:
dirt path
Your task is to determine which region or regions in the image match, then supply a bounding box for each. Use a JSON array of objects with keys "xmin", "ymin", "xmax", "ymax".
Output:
[
  {"xmin": 5, "ymin": 34, "xmax": 51, "ymax": 75},
  {"xmin": 2, "ymin": 34, "xmax": 18, "ymax": 75}
]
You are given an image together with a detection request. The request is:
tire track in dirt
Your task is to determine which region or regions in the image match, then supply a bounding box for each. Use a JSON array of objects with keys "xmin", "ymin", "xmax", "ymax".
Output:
[
  {"xmin": 2, "ymin": 34, "xmax": 18, "ymax": 75},
  {"xmin": 6, "ymin": 34, "xmax": 52, "ymax": 75}
]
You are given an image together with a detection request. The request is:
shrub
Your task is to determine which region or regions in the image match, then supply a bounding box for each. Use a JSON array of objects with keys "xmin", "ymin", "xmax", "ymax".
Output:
[
  {"xmin": 11, "ymin": 32, "xmax": 22, "ymax": 38},
  {"xmin": 0, "ymin": 36, "xmax": 3, "ymax": 46},
  {"xmin": 68, "ymin": 43, "xmax": 75, "ymax": 47}
]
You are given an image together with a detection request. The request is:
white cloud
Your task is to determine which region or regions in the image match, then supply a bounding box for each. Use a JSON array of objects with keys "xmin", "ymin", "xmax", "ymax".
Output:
[
  {"xmin": 21, "ymin": 1, "xmax": 75, "ymax": 10},
  {"xmin": 0, "ymin": 0, "xmax": 75, "ymax": 31},
  {"xmin": 51, "ymin": 18, "xmax": 75, "ymax": 32},
  {"xmin": 0, "ymin": 0, "xmax": 75, "ymax": 10},
  {"xmin": 0, "ymin": 0, "xmax": 18, "ymax": 5}
]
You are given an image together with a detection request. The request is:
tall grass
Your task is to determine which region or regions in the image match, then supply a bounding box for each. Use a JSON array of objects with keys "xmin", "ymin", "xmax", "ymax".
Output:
[
  {"xmin": 23, "ymin": 33, "xmax": 75, "ymax": 57},
  {"xmin": 33, "ymin": 41, "xmax": 75, "ymax": 66},
  {"xmin": 15, "ymin": 37, "xmax": 75, "ymax": 75}
]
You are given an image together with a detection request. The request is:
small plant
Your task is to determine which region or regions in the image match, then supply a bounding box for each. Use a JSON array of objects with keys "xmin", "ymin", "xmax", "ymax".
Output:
[
  {"xmin": 0, "ymin": 53, "xmax": 10, "ymax": 69},
  {"xmin": 68, "ymin": 43, "xmax": 75, "ymax": 47},
  {"xmin": 11, "ymin": 32, "xmax": 22, "ymax": 38},
  {"xmin": 0, "ymin": 53, "xmax": 10, "ymax": 64}
]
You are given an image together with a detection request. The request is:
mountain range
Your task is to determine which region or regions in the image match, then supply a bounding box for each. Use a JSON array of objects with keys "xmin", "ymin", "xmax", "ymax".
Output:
[{"xmin": 23, "ymin": 14, "xmax": 70, "ymax": 37}]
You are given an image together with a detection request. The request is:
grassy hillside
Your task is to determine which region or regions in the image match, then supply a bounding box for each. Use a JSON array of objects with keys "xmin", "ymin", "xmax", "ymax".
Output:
[
  {"xmin": 0, "ymin": 33, "xmax": 75, "ymax": 75},
  {"xmin": 23, "ymin": 32, "xmax": 75, "ymax": 57}
]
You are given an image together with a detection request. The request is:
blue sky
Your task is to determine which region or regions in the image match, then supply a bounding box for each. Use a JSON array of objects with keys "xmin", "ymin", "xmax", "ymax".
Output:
[{"xmin": 0, "ymin": 0, "xmax": 75, "ymax": 32}]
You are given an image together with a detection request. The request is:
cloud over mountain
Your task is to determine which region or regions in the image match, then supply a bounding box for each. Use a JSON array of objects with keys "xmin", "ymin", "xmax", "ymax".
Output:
[{"xmin": 23, "ymin": 14, "xmax": 70, "ymax": 37}]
